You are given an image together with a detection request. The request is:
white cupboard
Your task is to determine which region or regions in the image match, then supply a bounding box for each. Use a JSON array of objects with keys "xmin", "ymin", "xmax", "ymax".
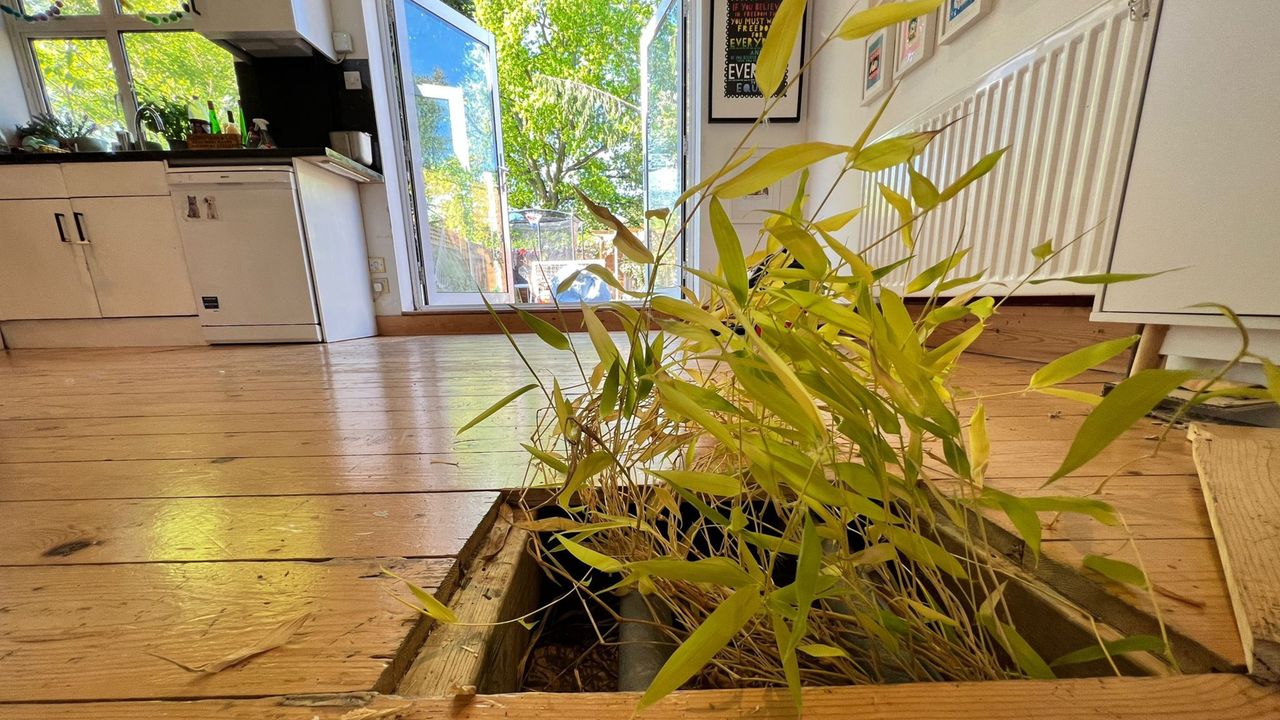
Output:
[{"xmin": 0, "ymin": 162, "xmax": 195, "ymax": 322}]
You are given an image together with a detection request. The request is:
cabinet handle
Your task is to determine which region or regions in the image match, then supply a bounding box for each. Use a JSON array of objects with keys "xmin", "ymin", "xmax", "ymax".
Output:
[
  {"xmin": 54, "ymin": 212, "xmax": 69, "ymax": 243},
  {"xmin": 73, "ymin": 212, "xmax": 90, "ymax": 244}
]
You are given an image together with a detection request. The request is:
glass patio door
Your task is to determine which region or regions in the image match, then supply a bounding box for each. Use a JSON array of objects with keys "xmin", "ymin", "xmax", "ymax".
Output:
[
  {"xmin": 393, "ymin": 0, "xmax": 513, "ymax": 306},
  {"xmin": 642, "ymin": 0, "xmax": 686, "ymax": 296}
]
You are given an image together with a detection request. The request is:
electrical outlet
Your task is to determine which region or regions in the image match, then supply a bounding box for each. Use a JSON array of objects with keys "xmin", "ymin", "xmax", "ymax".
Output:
[
  {"xmin": 343, "ymin": 71, "xmax": 363, "ymax": 91},
  {"xmin": 368, "ymin": 257, "xmax": 387, "ymax": 274},
  {"xmin": 371, "ymin": 278, "xmax": 388, "ymax": 297}
]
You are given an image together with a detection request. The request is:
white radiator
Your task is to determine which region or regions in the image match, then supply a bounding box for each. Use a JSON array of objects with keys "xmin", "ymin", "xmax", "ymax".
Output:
[{"xmin": 860, "ymin": 0, "xmax": 1157, "ymax": 295}]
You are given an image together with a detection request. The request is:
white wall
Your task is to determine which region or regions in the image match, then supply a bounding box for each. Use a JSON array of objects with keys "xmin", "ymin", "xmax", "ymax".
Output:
[
  {"xmin": 0, "ymin": 19, "xmax": 32, "ymax": 144},
  {"xmin": 328, "ymin": 0, "xmax": 417, "ymax": 316},
  {"xmin": 805, "ymin": 0, "xmax": 1106, "ymax": 248}
]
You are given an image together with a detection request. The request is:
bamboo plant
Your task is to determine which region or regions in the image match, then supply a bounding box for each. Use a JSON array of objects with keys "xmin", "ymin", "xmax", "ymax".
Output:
[{"xmin": 399, "ymin": 0, "xmax": 1280, "ymax": 709}]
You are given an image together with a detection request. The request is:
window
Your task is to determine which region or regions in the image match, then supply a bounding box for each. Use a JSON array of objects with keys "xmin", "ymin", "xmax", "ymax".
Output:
[{"xmin": 7, "ymin": 2, "xmax": 239, "ymax": 146}]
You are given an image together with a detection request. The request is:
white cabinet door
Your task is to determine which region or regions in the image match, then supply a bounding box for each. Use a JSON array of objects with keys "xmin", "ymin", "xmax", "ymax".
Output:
[
  {"xmin": 73, "ymin": 196, "xmax": 196, "ymax": 318},
  {"xmin": 0, "ymin": 199, "xmax": 101, "ymax": 320}
]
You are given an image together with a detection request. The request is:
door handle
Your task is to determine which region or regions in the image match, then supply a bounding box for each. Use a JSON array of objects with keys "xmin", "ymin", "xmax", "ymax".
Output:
[
  {"xmin": 73, "ymin": 212, "xmax": 91, "ymax": 244},
  {"xmin": 54, "ymin": 212, "xmax": 69, "ymax": 243}
]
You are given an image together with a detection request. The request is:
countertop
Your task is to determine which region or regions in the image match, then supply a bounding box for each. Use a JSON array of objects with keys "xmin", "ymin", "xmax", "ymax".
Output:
[{"xmin": 0, "ymin": 147, "xmax": 383, "ymax": 182}]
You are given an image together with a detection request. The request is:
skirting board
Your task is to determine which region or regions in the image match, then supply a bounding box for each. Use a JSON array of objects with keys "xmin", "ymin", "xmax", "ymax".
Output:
[{"xmin": 0, "ymin": 317, "xmax": 205, "ymax": 349}]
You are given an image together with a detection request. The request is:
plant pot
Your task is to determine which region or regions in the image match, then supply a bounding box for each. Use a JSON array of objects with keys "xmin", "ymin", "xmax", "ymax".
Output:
[
  {"xmin": 69, "ymin": 136, "xmax": 110, "ymax": 153},
  {"xmin": 167, "ymin": 139, "xmax": 188, "ymax": 151}
]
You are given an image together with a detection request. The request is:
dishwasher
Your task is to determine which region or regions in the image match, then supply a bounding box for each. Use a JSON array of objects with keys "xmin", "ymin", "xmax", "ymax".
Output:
[{"xmin": 168, "ymin": 164, "xmax": 376, "ymax": 344}]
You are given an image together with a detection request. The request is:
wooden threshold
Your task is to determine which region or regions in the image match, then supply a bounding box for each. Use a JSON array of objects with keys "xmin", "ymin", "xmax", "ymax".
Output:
[{"xmin": 378, "ymin": 307, "xmax": 637, "ymax": 336}]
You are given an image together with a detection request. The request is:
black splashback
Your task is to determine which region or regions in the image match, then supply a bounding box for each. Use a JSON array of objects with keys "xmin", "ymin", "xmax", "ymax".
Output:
[{"xmin": 235, "ymin": 53, "xmax": 380, "ymax": 171}]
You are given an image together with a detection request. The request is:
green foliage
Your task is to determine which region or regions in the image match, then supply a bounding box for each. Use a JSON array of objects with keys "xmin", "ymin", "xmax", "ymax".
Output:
[
  {"xmin": 473, "ymin": 0, "xmax": 655, "ymax": 225},
  {"xmin": 399, "ymin": 0, "xmax": 1280, "ymax": 709}
]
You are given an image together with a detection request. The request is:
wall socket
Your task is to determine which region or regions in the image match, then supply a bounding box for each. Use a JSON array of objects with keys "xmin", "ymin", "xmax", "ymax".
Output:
[
  {"xmin": 343, "ymin": 71, "xmax": 363, "ymax": 91},
  {"xmin": 368, "ymin": 257, "xmax": 387, "ymax": 274}
]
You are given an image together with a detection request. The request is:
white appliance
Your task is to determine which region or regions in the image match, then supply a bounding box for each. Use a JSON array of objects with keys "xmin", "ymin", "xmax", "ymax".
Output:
[{"xmin": 168, "ymin": 164, "xmax": 376, "ymax": 344}]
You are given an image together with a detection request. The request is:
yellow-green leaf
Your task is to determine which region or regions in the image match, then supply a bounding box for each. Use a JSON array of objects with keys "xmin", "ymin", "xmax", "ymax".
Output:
[
  {"xmin": 580, "ymin": 304, "xmax": 619, "ymax": 364},
  {"xmin": 797, "ymin": 643, "xmax": 850, "ymax": 658},
  {"xmin": 522, "ymin": 443, "xmax": 568, "ymax": 474},
  {"xmin": 674, "ymin": 148, "xmax": 756, "ymax": 208},
  {"xmin": 628, "ymin": 557, "xmax": 753, "ymax": 588},
  {"xmin": 969, "ymin": 404, "xmax": 989, "ymax": 485},
  {"xmin": 515, "ymin": 308, "xmax": 569, "ymax": 350},
  {"xmin": 938, "ymin": 147, "xmax": 1008, "ymax": 202},
  {"xmin": 657, "ymin": 380, "xmax": 736, "ymax": 447},
  {"xmin": 906, "ymin": 249, "xmax": 969, "ymax": 294},
  {"xmin": 1050, "ymin": 635, "xmax": 1164, "ymax": 668},
  {"xmin": 976, "ymin": 583, "xmax": 1054, "ymax": 679},
  {"xmin": 1031, "ymin": 240, "xmax": 1054, "ymax": 261},
  {"xmin": 835, "ymin": 0, "xmax": 943, "ymax": 40},
  {"xmin": 1029, "ymin": 335, "xmax": 1140, "ymax": 390},
  {"xmin": 384, "ymin": 567, "xmax": 458, "ymax": 623},
  {"xmin": 1263, "ymin": 359, "xmax": 1280, "ymax": 407},
  {"xmin": 1082, "ymin": 554, "xmax": 1148, "ymax": 588},
  {"xmin": 650, "ymin": 469, "xmax": 743, "ymax": 497},
  {"xmin": 883, "ymin": 526, "xmax": 966, "ymax": 578},
  {"xmin": 908, "ymin": 165, "xmax": 939, "ymax": 210},
  {"xmin": 1029, "ymin": 268, "xmax": 1183, "ymax": 285},
  {"xmin": 457, "ymin": 384, "xmax": 538, "ymax": 435},
  {"xmin": 854, "ymin": 131, "xmax": 939, "ymax": 172},
  {"xmin": 814, "ymin": 207, "xmax": 863, "ymax": 232},
  {"xmin": 768, "ymin": 222, "xmax": 830, "ymax": 276},
  {"xmin": 709, "ymin": 197, "xmax": 749, "ymax": 305},
  {"xmin": 1047, "ymin": 369, "xmax": 1197, "ymax": 483},
  {"xmin": 556, "ymin": 535, "xmax": 624, "ymax": 573},
  {"xmin": 1035, "ymin": 387, "xmax": 1104, "ymax": 406},
  {"xmin": 756, "ymin": 0, "xmax": 806, "ymax": 98},
  {"xmin": 638, "ymin": 587, "xmax": 762, "ymax": 710},
  {"xmin": 714, "ymin": 142, "xmax": 851, "ymax": 199},
  {"xmin": 878, "ymin": 183, "xmax": 915, "ymax": 250},
  {"xmin": 1021, "ymin": 495, "xmax": 1119, "ymax": 526}
]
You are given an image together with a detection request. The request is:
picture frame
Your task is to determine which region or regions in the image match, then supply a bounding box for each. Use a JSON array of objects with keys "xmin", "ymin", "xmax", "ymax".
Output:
[
  {"xmin": 938, "ymin": 0, "xmax": 992, "ymax": 45},
  {"xmin": 709, "ymin": 0, "xmax": 806, "ymax": 123},
  {"xmin": 861, "ymin": 26, "xmax": 894, "ymax": 106},
  {"xmin": 894, "ymin": 8, "xmax": 937, "ymax": 78}
]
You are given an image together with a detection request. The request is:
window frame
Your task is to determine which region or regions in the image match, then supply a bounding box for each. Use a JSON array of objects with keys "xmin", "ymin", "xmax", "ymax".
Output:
[{"xmin": 5, "ymin": 0, "xmax": 201, "ymax": 138}]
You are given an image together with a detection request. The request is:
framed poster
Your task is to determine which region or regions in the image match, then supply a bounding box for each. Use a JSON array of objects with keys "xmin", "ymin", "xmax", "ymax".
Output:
[
  {"xmin": 709, "ymin": 0, "xmax": 806, "ymax": 123},
  {"xmin": 895, "ymin": 8, "xmax": 936, "ymax": 78},
  {"xmin": 938, "ymin": 0, "xmax": 992, "ymax": 44},
  {"xmin": 861, "ymin": 26, "xmax": 894, "ymax": 106}
]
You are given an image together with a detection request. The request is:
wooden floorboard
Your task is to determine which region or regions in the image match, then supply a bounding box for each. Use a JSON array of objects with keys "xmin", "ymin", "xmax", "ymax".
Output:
[{"xmin": 0, "ymin": 333, "xmax": 1244, "ymax": 709}]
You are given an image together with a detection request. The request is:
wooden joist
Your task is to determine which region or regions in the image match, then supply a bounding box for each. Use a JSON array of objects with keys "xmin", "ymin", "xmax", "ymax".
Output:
[
  {"xmin": 1, "ymin": 675, "xmax": 1276, "ymax": 719},
  {"xmin": 1190, "ymin": 423, "xmax": 1280, "ymax": 681}
]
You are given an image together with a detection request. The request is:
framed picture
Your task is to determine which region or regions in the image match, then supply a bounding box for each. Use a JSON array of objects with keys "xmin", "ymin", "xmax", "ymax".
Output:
[
  {"xmin": 938, "ymin": 0, "xmax": 992, "ymax": 45},
  {"xmin": 861, "ymin": 26, "xmax": 894, "ymax": 106},
  {"xmin": 709, "ymin": 0, "xmax": 806, "ymax": 123},
  {"xmin": 895, "ymin": 8, "xmax": 937, "ymax": 78}
]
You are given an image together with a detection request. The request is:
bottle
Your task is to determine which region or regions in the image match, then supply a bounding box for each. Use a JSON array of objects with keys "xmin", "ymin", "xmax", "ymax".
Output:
[
  {"xmin": 207, "ymin": 101, "xmax": 222, "ymax": 135},
  {"xmin": 188, "ymin": 97, "xmax": 211, "ymax": 135},
  {"xmin": 223, "ymin": 110, "xmax": 240, "ymax": 138},
  {"xmin": 250, "ymin": 119, "xmax": 276, "ymax": 149}
]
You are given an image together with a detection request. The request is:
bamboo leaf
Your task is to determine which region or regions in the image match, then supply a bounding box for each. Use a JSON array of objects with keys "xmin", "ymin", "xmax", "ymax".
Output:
[
  {"xmin": 998, "ymin": 494, "xmax": 1042, "ymax": 559},
  {"xmin": 1050, "ymin": 635, "xmax": 1164, "ymax": 668},
  {"xmin": 556, "ymin": 535, "xmax": 624, "ymax": 573},
  {"xmin": 1047, "ymin": 369, "xmax": 1198, "ymax": 483},
  {"xmin": 976, "ymin": 583, "xmax": 1054, "ymax": 679},
  {"xmin": 650, "ymin": 469, "xmax": 744, "ymax": 497},
  {"xmin": 714, "ymin": 143, "xmax": 851, "ymax": 199},
  {"xmin": 835, "ymin": 0, "xmax": 943, "ymax": 40},
  {"xmin": 1031, "ymin": 240, "xmax": 1054, "ymax": 261},
  {"xmin": 908, "ymin": 165, "xmax": 940, "ymax": 210},
  {"xmin": 797, "ymin": 643, "xmax": 850, "ymax": 658},
  {"xmin": 709, "ymin": 197, "xmax": 749, "ymax": 305},
  {"xmin": 756, "ymin": 0, "xmax": 806, "ymax": 97},
  {"xmin": 457, "ymin": 384, "xmax": 538, "ymax": 435},
  {"xmin": 600, "ymin": 360, "xmax": 621, "ymax": 416},
  {"xmin": 657, "ymin": 380, "xmax": 736, "ymax": 447},
  {"xmin": 1021, "ymin": 495, "xmax": 1119, "ymax": 525},
  {"xmin": 514, "ymin": 307, "xmax": 569, "ymax": 351},
  {"xmin": 814, "ymin": 207, "xmax": 863, "ymax": 232},
  {"xmin": 883, "ymin": 526, "xmax": 967, "ymax": 578},
  {"xmin": 574, "ymin": 186, "xmax": 653, "ymax": 264},
  {"xmin": 629, "ymin": 558, "xmax": 753, "ymax": 588},
  {"xmin": 906, "ymin": 249, "xmax": 969, "ymax": 294},
  {"xmin": 968, "ymin": 404, "xmax": 990, "ymax": 485},
  {"xmin": 522, "ymin": 443, "xmax": 568, "ymax": 474},
  {"xmin": 1029, "ymin": 268, "xmax": 1183, "ymax": 286},
  {"xmin": 639, "ymin": 587, "xmax": 762, "ymax": 710},
  {"xmin": 384, "ymin": 568, "xmax": 458, "ymax": 623},
  {"xmin": 769, "ymin": 222, "xmax": 830, "ymax": 275},
  {"xmin": 938, "ymin": 147, "xmax": 1008, "ymax": 202},
  {"xmin": 854, "ymin": 131, "xmax": 939, "ymax": 172},
  {"xmin": 1265, "ymin": 359, "xmax": 1280, "ymax": 407},
  {"xmin": 675, "ymin": 148, "xmax": 756, "ymax": 208},
  {"xmin": 1035, "ymin": 387, "xmax": 1104, "ymax": 406},
  {"xmin": 580, "ymin": 303, "xmax": 619, "ymax": 364},
  {"xmin": 1082, "ymin": 554, "xmax": 1148, "ymax": 588},
  {"xmin": 652, "ymin": 295, "xmax": 724, "ymax": 332},
  {"xmin": 878, "ymin": 183, "xmax": 915, "ymax": 249},
  {"xmin": 1029, "ymin": 335, "xmax": 1140, "ymax": 389}
]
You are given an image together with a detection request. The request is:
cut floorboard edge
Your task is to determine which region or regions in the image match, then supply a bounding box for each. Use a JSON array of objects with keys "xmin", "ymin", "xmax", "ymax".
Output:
[
  {"xmin": 1189, "ymin": 424, "xmax": 1280, "ymax": 682},
  {"xmin": 1, "ymin": 675, "xmax": 1276, "ymax": 719}
]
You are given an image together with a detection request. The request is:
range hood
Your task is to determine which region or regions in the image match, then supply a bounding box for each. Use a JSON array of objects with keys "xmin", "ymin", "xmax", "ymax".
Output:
[{"xmin": 192, "ymin": 0, "xmax": 336, "ymax": 61}]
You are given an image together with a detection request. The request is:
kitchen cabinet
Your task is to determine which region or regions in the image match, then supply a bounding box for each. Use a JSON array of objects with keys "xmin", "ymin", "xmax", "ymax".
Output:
[
  {"xmin": 0, "ymin": 199, "xmax": 101, "ymax": 320},
  {"xmin": 193, "ymin": 0, "xmax": 335, "ymax": 60},
  {"xmin": 0, "ymin": 162, "xmax": 195, "ymax": 321}
]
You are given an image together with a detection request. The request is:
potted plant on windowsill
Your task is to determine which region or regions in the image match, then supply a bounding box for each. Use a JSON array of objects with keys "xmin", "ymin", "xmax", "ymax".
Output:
[
  {"xmin": 138, "ymin": 98, "xmax": 192, "ymax": 150},
  {"xmin": 14, "ymin": 112, "xmax": 106, "ymax": 153}
]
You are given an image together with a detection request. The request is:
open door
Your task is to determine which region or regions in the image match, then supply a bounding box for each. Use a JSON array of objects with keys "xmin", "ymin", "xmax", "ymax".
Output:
[
  {"xmin": 641, "ymin": 0, "xmax": 686, "ymax": 297},
  {"xmin": 393, "ymin": 0, "xmax": 513, "ymax": 306}
]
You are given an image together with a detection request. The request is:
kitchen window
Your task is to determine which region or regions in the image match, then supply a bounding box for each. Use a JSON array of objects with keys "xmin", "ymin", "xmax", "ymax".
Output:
[{"xmin": 6, "ymin": 1, "xmax": 239, "ymax": 147}]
